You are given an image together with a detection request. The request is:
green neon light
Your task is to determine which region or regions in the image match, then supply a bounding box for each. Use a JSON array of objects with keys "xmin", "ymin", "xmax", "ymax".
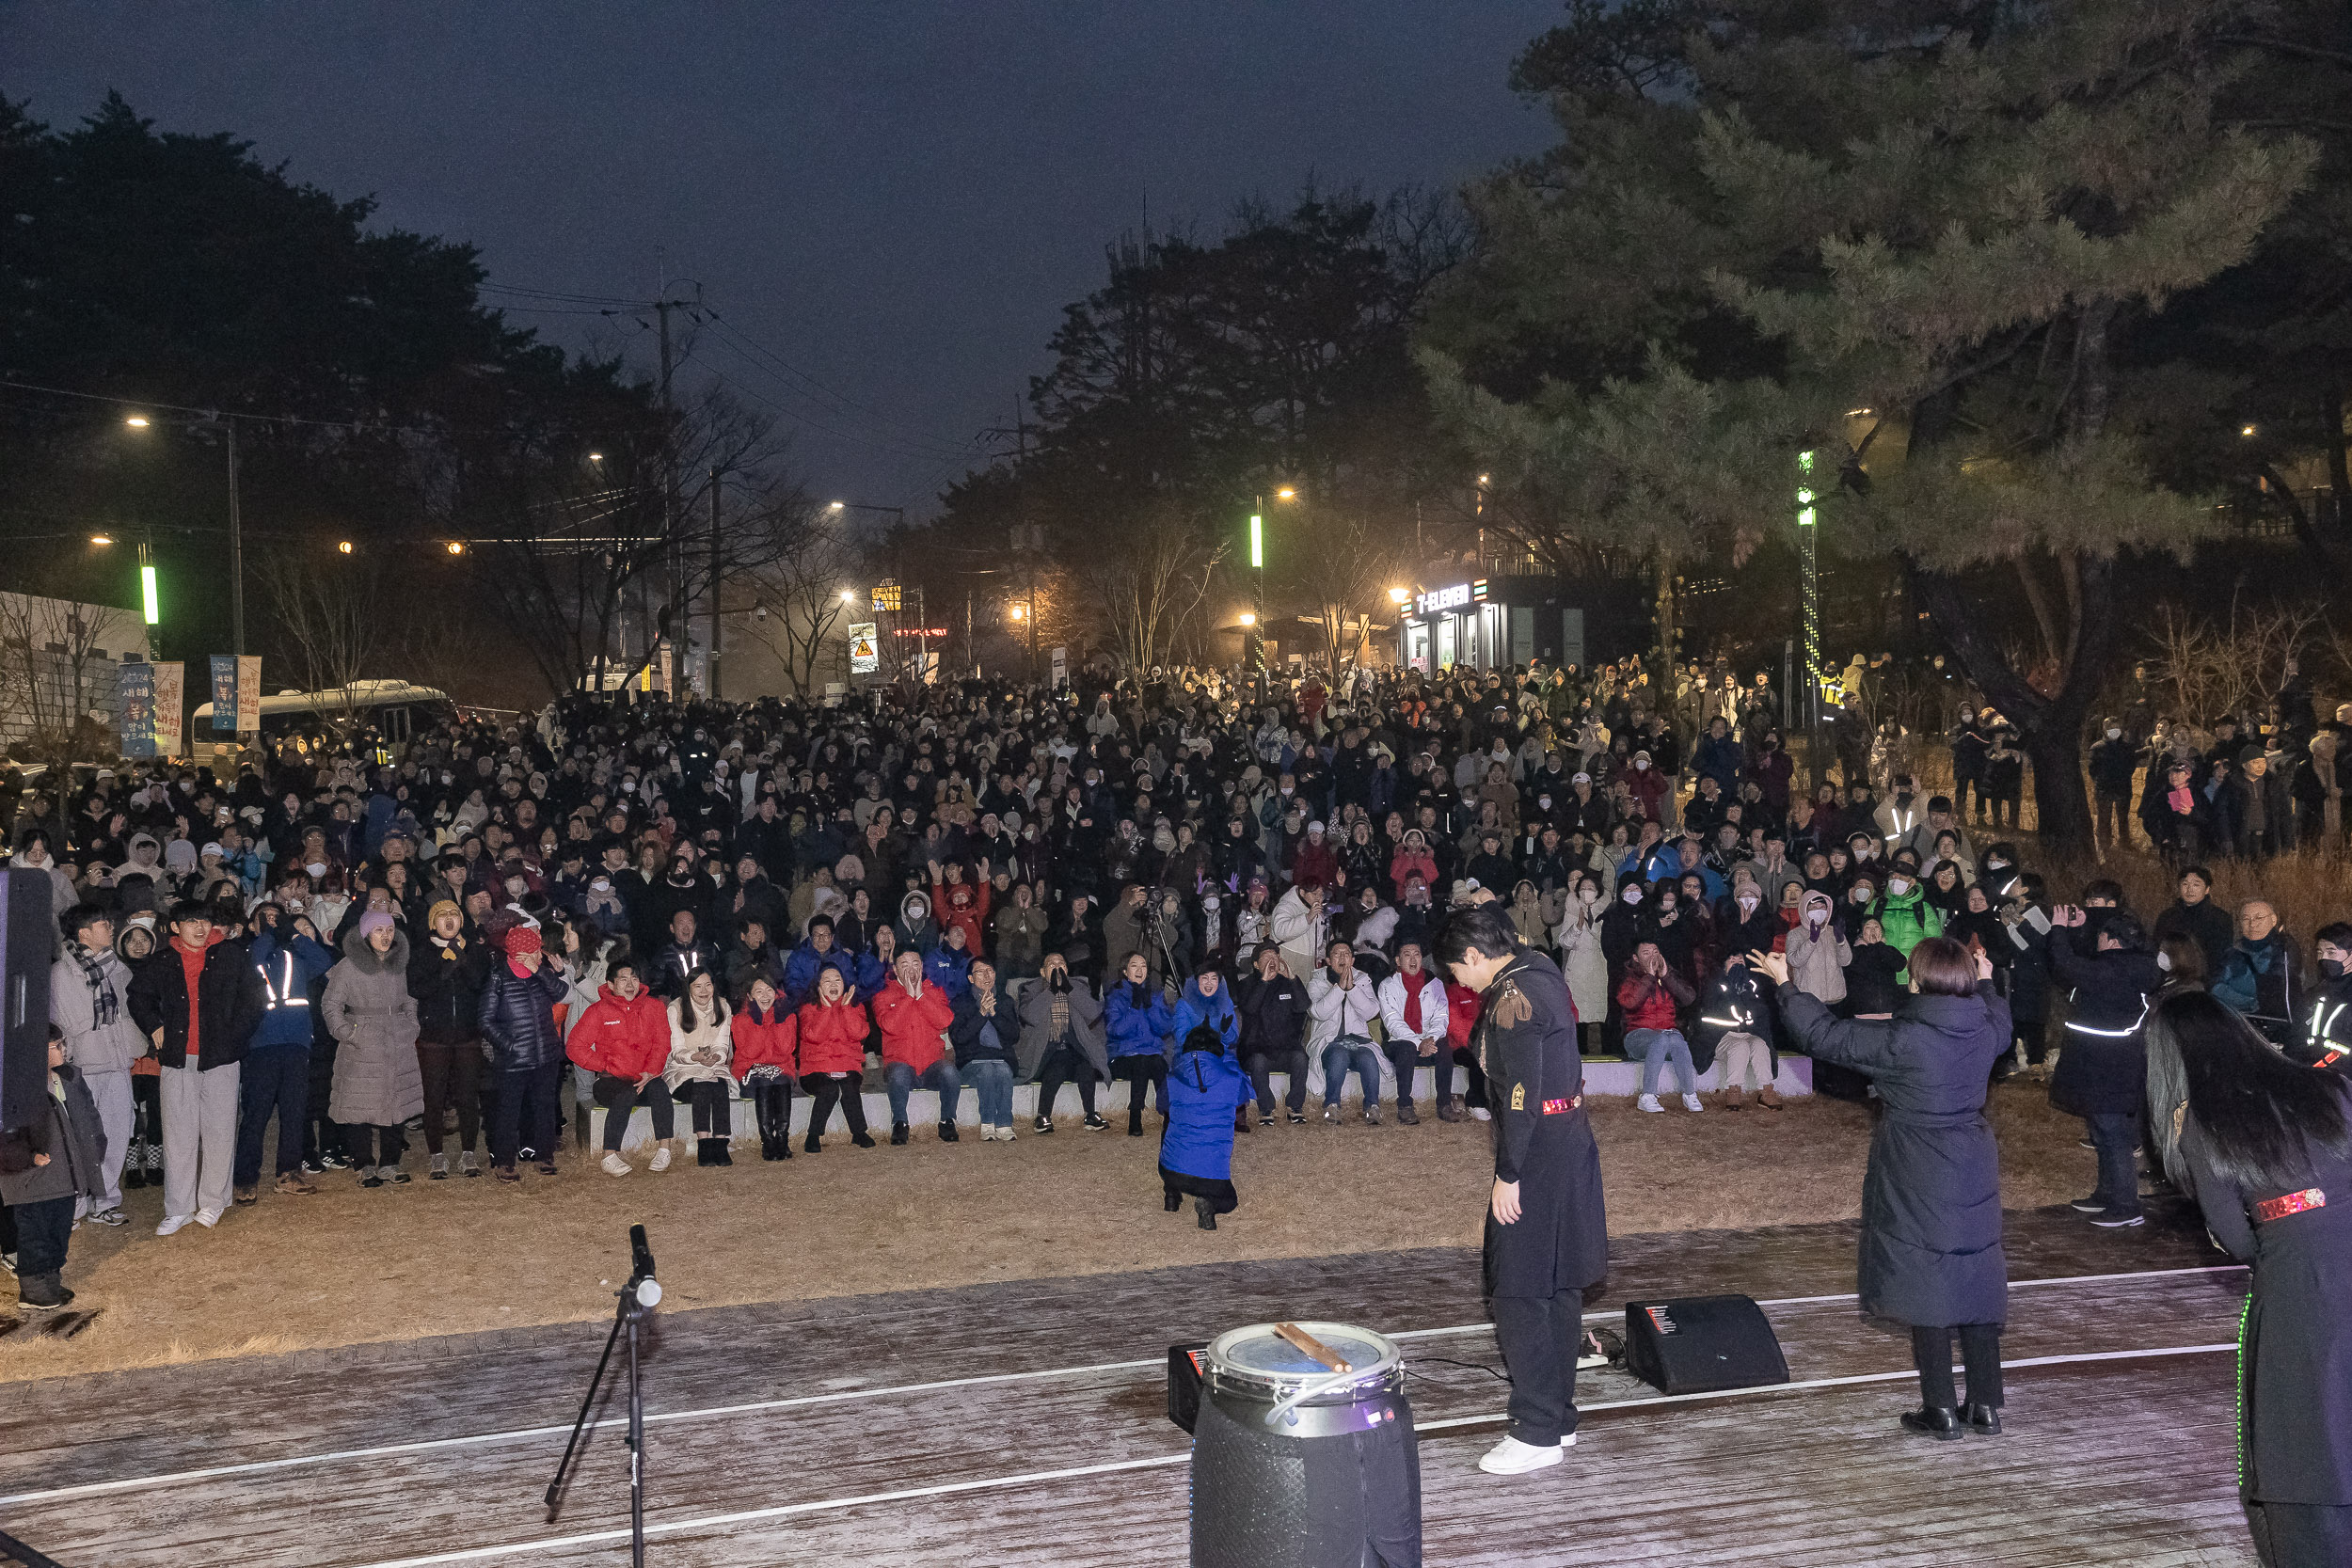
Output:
[
  {"xmin": 1798, "ymin": 507, "xmax": 1818, "ymax": 528},
  {"xmin": 1796, "ymin": 489, "xmax": 1815, "ymax": 505},
  {"xmin": 1798, "ymin": 450, "xmax": 1816, "ymax": 474},
  {"xmin": 140, "ymin": 564, "xmax": 160, "ymax": 625},
  {"xmin": 1249, "ymin": 514, "xmax": 1263, "ymax": 569}
]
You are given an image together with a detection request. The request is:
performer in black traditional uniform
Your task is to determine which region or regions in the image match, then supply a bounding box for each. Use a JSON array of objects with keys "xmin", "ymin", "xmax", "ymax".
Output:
[
  {"xmin": 1435, "ymin": 905, "xmax": 1608, "ymax": 1476},
  {"xmin": 2148, "ymin": 990, "xmax": 2352, "ymax": 1568}
]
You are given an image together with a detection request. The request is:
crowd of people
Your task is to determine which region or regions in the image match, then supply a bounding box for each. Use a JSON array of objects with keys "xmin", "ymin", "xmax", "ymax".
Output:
[{"xmin": 1, "ymin": 657, "xmax": 2347, "ymax": 1310}]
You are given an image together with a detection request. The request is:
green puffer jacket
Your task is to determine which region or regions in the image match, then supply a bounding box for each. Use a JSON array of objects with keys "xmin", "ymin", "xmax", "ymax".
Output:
[{"xmin": 1870, "ymin": 881, "xmax": 1945, "ymax": 981}]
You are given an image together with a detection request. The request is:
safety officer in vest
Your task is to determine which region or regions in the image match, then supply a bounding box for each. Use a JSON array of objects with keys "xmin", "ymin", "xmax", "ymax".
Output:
[
  {"xmin": 1435, "ymin": 904, "xmax": 1608, "ymax": 1476},
  {"xmin": 231, "ymin": 905, "xmax": 337, "ymax": 1204},
  {"xmin": 2296, "ymin": 922, "xmax": 2351, "ymax": 1077}
]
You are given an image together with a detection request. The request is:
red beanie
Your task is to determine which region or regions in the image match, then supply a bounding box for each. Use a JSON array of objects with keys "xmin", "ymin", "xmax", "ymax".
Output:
[{"xmin": 502, "ymin": 925, "xmax": 543, "ymax": 958}]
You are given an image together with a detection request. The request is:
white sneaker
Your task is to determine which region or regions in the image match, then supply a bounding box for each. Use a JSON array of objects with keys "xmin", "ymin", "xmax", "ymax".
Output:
[
  {"xmin": 648, "ymin": 1143, "xmax": 673, "ymax": 1172},
  {"xmin": 1680, "ymin": 1094, "xmax": 1705, "ymax": 1113},
  {"xmin": 194, "ymin": 1207, "xmax": 225, "ymax": 1228},
  {"xmin": 1477, "ymin": 1434, "xmax": 1565, "ymax": 1475},
  {"xmin": 1470, "ymin": 1106, "xmax": 1491, "ymax": 1121},
  {"xmin": 1636, "ymin": 1094, "xmax": 1664, "ymax": 1114},
  {"xmin": 600, "ymin": 1152, "xmax": 633, "ymax": 1178},
  {"xmin": 999, "ymin": 1123, "xmax": 1015, "ymax": 1141},
  {"xmin": 1558, "ymin": 1433, "xmax": 1579, "ymax": 1449},
  {"xmin": 156, "ymin": 1213, "xmax": 194, "ymax": 1237}
]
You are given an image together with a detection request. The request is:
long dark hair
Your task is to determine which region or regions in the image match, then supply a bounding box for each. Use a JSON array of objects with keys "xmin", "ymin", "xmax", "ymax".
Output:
[{"xmin": 2146, "ymin": 990, "xmax": 2349, "ymax": 1189}]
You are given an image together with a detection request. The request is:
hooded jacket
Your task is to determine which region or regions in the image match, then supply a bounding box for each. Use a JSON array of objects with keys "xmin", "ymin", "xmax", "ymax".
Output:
[
  {"xmin": 1785, "ymin": 892, "xmax": 1852, "ymax": 1004},
  {"xmin": 325, "ymin": 931, "xmax": 427, "ymax": 1128}
]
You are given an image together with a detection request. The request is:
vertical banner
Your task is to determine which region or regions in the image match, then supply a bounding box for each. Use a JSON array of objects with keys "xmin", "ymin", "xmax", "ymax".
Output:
[
  {"xmin": 119, "ymin": 661, "xmax": 156, "ymax": 759},
  {"xmin": 237, "ymin": 656, "xmax": 262, "ymax": 733},
  {"xmin": 1049, "ymin": 645, "xmax": 1067, "ymax": 690},
  {"xmin": 150, "ymin": 661, "xmax": 184, "ymax": 757},
  {"xmin": 847, "ymin": 623, "xmax": 879, "ymax": 674},
  {"xmin": 210, "ymin": 655, "xmax": 238, "ymax": 732}
]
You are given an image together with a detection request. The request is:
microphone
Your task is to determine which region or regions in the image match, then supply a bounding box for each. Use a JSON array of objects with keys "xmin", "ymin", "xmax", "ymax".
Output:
[{"xmin": 628, "ymin": 1224, "xmax": 661, "ymax": 1309}]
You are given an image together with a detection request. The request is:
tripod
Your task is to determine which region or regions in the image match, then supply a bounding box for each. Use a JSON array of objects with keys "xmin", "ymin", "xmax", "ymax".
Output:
[{"xmin": 547, "ymin": 1225, "xmax": 662, "ymax": 1566}]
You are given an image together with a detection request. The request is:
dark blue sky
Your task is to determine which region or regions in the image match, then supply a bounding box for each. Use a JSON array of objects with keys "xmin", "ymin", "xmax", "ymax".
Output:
[{"xmin": 7, "ymin": 2, "xmax": 1563, "ymax": 513}]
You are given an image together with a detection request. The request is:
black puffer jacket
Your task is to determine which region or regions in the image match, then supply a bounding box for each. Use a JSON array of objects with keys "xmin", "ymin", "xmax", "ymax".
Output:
[
  {"xmin": 476, "ymin": 959, "xmax": 571, "ymax": 1070},
  {"xmin": 2048, "ymin": 928, "xmax": 2167, "ymax": 1117},
  {"xmin": 408, "ymin": 932, "xmax": 492, "ymax": 1045}
]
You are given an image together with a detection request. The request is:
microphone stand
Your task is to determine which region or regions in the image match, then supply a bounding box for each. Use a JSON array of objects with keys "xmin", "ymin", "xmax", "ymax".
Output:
[{"xmin": 547, "ymin": 1227, "xmax": 661, "ymax": 1567}]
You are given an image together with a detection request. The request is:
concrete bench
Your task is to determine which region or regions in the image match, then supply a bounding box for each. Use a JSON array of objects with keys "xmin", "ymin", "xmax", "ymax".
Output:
[{"xmin": 582, "ymin": 1057, "xmax": 1815, "ymax": 1150}]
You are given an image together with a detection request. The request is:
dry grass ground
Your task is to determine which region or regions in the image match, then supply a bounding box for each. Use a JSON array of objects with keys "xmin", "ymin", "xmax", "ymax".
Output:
[{"xmin": 1, "ymin": 1079, "xmax": 2100, "ymax": 1384}]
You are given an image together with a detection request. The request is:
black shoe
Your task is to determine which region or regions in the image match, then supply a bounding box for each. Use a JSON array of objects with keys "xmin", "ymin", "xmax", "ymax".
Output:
[
  {"xmin": 938, "ymin": 1121, "xmax": 960, "ymax": 1144},
  {"xmin": 1165, "ymin": 1190, "xmax": 1183, "ymax": 1212},
  {"xmin": 851, "ymin": 1130, "xmax": 876, "ymax": 1148},
  {"xmin": 2068, "ymin": 1195, "xmax": 2108, "ymax": 1213},
  {"xmin": 1127, "ymin": 1117, "xmax": 1144, "ymax": 1137},
  {"xmin": 361, "ymin": 1171, "xmax": 385, "ymax": 1190},
  {"xmin": 1288, "ymin": 1111, "xmax": 1306, "ymax": 1126},
  {"xmin": 1195, "ymin": 1196, "xmax": 1217, "ymax": 1231},
  {"xmin": 1259, "ymin": 1114, "xmax": 1275, "ymax": 1128},
  {"xmin": 534, "ymin": 1161, "xmax": 559, "ymax": 1177},
  {"xmin": 1963, "ymin": 1402, "xmax": 2003, "ymax": 1435},
  {"xmin": 1083, "ymin": 1113, "xmax": 1108, "ymax": 1131},
  {"xmin": 1034, "ymin": 1116, "xmax": 1054, "ymax": 1134},
  {"xmin": 804, "ymin": 1132, "xmax": 822, "ymax": 1154},
  {"xmin": 890, "ymin": 1124, "xmax": 910, "ymax": 1147},
  {"xmin": 714, "ymin": 1143, "xmax": 734, "ymax": 1166},
  {"xmin": 695, "ymin": 1139, "xmax": 714, "ymax": 1167},
  {"xmin": 17, "ymin": 1273, "xmax": 68, "ymax": 1310},
  {"xmin": 1396, "ymin": 1103, "xmax": 1420, "ymax": 1126},
  {"xmin": 2090, "ymin": 1210, "xmax": 2145, "ymax": 1228},
  {"xmin": 1900, "ymin": 1406, "xmax": 1963, "ymax": 1440}
]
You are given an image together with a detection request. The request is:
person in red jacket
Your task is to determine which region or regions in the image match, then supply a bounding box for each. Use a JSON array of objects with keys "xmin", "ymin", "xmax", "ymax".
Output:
[
  {"xmin": 731, "ymin": 974, "xmax": 799, "ymax": 1162},
  {"xmin": 566, "ymin": 960, "xmax": 679, "ymax": 1177},
  {"xmin": 929, "ymin": 859, "xmax": 993, "ymax": 955},
  {"xmin": 871, "ymin": 949, "xmax": 961, "ymax": 1146},
  {"xmin": 1444, "ymin": 978, "xmax": 1489, "ymax": 1121},
  {"xmin": 1616, "ymin": 940, "xmax": 1700, "ymax": 1114},
  {"xmin": 794, "ymin": 966, "xmax": 874, "ymax": 1153}
]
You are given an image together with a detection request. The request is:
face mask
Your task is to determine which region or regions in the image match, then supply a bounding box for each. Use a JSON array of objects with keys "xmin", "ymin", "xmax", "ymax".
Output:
[
  {"xmin": 2105, "ymin": 728, "xmax": 2122, "ymax": 740},
  {"xmin": 1623, "ymin": 887, "xmax": 1642, "ymax": 906},
  {"xmin": 1739, "ymin": 895, "xmax": 1758, "ymax": 911},
  {"xmin": 1578, "ymin": 888, "xmax": 1598, "ymax": 903},
  {"xmin": 1805, "ymin": 908, "xmax": 1826, "ymax": 930},
  {"xmin": 1538, "ymin": 798, "xmax": 1552, "ymax": 811},
  {"xmin": 306, "ymin": 862, "xmax": 327, "ymax": 879},
  {"xmin": 2320, "ymin": 957, "xmax": 2345, "ymax": 979},
  {"xmin": 623, "ymin": 781, "xmax": 636, "ymax": 793},
  {"xmin": 1886, "ymin": 878, "xmax": 1911, "ymax": 896},
  {"xmin": 1634, "ymin": 759, "xmax": 1648, "ymax": 770}
]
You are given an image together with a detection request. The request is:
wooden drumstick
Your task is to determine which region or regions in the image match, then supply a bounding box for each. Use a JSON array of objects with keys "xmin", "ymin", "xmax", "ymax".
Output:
[{"xmin": 1274, "ymin": 1322, "xmax": 1353, "ymax": 1372}]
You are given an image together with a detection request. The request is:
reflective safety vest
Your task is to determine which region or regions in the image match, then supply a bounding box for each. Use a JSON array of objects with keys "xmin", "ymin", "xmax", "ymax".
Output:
[{"xmin": 257, "ymin": 949, "xmax": 310, "ymax": 1011}]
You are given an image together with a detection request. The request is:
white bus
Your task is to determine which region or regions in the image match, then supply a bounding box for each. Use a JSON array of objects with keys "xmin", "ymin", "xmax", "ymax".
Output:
[{"xmin": 191, "ymin": 679, "xmax": 459, "ymax": 746}]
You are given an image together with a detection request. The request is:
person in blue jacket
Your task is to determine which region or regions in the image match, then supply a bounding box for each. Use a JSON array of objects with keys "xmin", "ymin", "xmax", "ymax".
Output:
[
  {"xmin": 232, "ymin": 908, "xmax": 337, "ymax": 1202},
  {"xmin": 924, "ymin": 925, "xmax": 975, "ymax": 1001},
  {"xmin": 1155, "ymin": 962, "xmax": 1240, "ymax": 1056},
  {"xmin": 1104, "ymin": 952, "xmax": 1169, "ymax": 1135},
  {"xmin": 1161, "ymin": 1022, "xmax": 1250, "ymax": 1228},
  {"xmin": 782, "ymin": 914, "xmax": 857, "ymax": 1005}
]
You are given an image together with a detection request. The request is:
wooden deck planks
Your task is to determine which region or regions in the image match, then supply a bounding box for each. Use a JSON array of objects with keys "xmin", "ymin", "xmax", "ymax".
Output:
[{"xmin": 0, "ymin": 1201, "xmax": 2251, "ymax": 1567}]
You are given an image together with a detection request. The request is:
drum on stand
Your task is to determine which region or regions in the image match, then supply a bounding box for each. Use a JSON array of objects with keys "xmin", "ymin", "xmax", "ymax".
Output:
[{"xmin": 1189, "ymin": 1322, "xmax": 1422, "ymax": 1568}]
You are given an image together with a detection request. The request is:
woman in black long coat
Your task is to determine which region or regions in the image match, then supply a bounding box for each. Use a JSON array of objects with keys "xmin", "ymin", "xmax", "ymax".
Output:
[
  {"xmin": 2148, "ymin": 990, "xmax": 2352, "ymax": 1567},
  {"xmin": 1753, "ymin": 936, "xmax": 2011, "ymax": 1437}
]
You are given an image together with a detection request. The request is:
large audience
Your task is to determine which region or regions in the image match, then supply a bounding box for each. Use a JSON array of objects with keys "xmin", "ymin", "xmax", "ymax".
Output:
[{"xmin": 3, "ymin": 657, "xmax": 2348, "ymax": 1307}]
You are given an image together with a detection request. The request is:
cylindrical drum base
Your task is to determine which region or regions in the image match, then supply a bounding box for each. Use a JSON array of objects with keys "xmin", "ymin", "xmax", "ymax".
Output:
[{"xmin": 1189, "ymin": 1323, "xmax": 1422, "ymax": 1568}]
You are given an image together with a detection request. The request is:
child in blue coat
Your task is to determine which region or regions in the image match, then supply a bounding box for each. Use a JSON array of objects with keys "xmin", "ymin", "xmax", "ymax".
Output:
[{"xmin": 1161, "ymin": 1023, "xmax": 1248, "ymax": 1229}]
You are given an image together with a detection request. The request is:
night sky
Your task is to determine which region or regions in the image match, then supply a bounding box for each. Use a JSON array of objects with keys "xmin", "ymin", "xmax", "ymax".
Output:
[{"xmin": 7, "ymin": 2, "xmax": 1563, "ymax": 514}]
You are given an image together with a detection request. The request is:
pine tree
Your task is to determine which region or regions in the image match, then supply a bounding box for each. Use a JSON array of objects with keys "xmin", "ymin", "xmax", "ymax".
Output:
[{"xmin": 1425, "ymin": 0, "xmax": 2326, "ymax": 839}]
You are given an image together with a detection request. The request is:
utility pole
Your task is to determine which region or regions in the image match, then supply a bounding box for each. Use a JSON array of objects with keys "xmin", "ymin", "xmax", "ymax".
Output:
[
  {"xmin": 1249, "ymin": 497, "xmax": 1266, "ymax": 697},
  {"xmin": 707, "ymin": 467, "xmax": 723, "ymax": 701},
  {"xmin": 1797, "ymin": 450, "xmax": 1826, "ymax": 789},
  {"xmin": 226, "ymin": 421, "xmax": 244, "ymax": 661}
]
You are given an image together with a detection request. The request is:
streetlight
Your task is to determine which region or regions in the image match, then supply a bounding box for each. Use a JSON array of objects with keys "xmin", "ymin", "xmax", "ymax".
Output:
[
  {"xmin": 338, "ymin": 541, "xmax": 355, "ymax": 555},
  {"xmin": 123, "ymin": 410, "xmax": 246, "ymax": 657},
  {"xmin": 90, "ymin": 534, "xmax": 114, "ymax": 546},
  {"xmin": 1387, "ymin": 587, "xmax": 1409, "ymax": 605},
  {"xmin": 839, "ymin": 590, "xmax": 854, "ymax": 603},
  {"xmin": 445, "ymin": 541, "xmax": 465, "ymax": 556},
  {"xmin": 1248, "ymin": 486, "xmax": 1300, "ymax": 691},
  {"xmin": 1238, "ymin": 611, "xmax": 1256, "ymax": 626}
]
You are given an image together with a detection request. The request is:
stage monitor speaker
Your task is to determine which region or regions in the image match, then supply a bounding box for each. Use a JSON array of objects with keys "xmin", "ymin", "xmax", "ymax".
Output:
[
  {"xmin": 0, "ymin": 869, "xmax": 56, "ymax": 1134},
  {"xmin": 1167, "ymin": 1341, "xmax": 1208, "ymax": 1433},
  {"xmin": 1623, "ymin": 1294, "xmax": 1789, "ymax": 1396}
]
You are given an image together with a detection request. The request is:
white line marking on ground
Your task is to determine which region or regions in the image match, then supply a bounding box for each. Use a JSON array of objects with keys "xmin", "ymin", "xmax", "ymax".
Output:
[
  {"xmin": 0, "ymin": 1263, "xmax": 2245, "ymax": 1511},
  {"xmin": 335, "ymin": 1341, "xmax": 2243, "ymax": 1568}
]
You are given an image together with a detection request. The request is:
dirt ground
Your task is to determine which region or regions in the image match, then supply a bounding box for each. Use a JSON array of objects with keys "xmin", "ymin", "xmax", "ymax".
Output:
[{"xmin": 1, "ymin": 1080, "xmax": 2100, "ymax": 1384}]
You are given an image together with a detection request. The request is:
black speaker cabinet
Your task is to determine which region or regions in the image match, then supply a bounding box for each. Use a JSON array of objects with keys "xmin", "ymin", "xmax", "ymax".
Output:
[
  {"xmin": 1624, "ymin": 1294, "xmax": 1790, "ymax": 1395},
  {"xmin": 1167, "ymin": 1340, "xmax": 1209, "ymax": 1433},
  {"xmin": 0, "ymin": 868, "xmax": 56, "ymax": 1133}
]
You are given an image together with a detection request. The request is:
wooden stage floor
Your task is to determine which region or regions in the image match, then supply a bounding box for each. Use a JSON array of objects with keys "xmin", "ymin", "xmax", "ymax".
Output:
[{"xmin": 0, "ymin": 1199, "xmax": 2257, "ymax": 1566}]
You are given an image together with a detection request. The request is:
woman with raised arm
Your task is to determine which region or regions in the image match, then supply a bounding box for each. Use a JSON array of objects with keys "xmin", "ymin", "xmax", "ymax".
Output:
[{"xmin": 1750, "ymin": 936, "xmax": 2010, "ymax": 1440}]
